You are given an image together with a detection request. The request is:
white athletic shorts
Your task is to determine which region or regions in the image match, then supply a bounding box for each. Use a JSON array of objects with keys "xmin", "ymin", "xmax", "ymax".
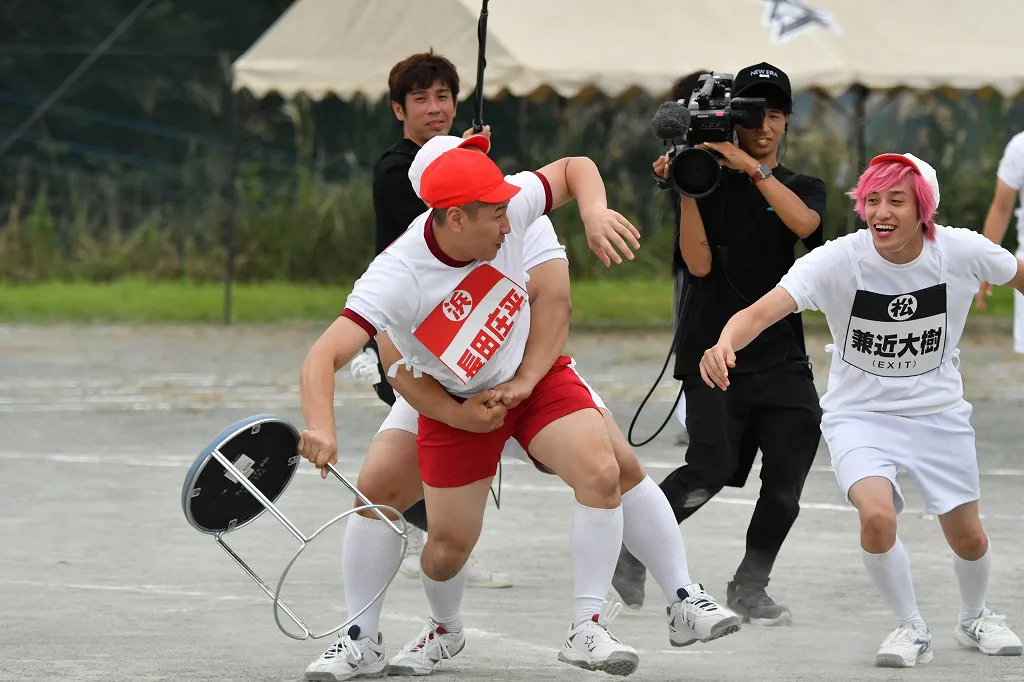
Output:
[
  {"xmin": 821, "ymin": 400, "xmax": 980, "ymax": 516},
  {"xmin": 376, "ymin": 358, "xmax": 608, "ymax": 465}
]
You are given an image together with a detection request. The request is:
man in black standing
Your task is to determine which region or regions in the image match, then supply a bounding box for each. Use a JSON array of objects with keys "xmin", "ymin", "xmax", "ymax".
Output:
[
  {"xmin": 348, "ymin": 49, "xmax": 509, "ymax": 587},
  {"xmin": 613, "ymin": 63, "xmax": 824, "ymax": 625}
]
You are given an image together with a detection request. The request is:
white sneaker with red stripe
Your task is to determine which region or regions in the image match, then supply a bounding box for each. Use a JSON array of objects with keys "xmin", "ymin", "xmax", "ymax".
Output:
[
  {"xmin": 387, "ymin": 618, "xmax": 465, "ymax": 676},
  {"xmin": 558, "ymin": 602, "xmax": 639, "ymax": 676}
]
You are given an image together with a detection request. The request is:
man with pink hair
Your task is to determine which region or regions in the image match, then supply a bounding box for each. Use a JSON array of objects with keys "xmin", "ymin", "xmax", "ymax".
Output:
[{"xmin": 696, "ymin": 152, "xmax": 1024, "ymax": 668}]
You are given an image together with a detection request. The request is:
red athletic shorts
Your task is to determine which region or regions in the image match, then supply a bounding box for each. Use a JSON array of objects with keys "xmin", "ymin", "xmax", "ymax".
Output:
[{"xmin": 416, "ymin": 356, "xmax": 600, "ymax": 488}]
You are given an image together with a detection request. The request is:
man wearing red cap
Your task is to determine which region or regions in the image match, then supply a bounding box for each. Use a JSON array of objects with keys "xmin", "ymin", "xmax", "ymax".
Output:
[
  {"xmin": 296, "ymin": 145, "xmax": 730, "ymax": 676},
  {"xmin": 301, "ymin": 133, "xmax": 742, "ymax": 681}
]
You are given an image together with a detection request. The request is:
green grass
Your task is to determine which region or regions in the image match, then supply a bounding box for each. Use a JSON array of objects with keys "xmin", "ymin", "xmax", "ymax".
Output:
[
  {"xmin": 0, "ymin": 278, "xmax": 1014, "ymax": 326},
  {"xmin": 0, "ymin": 278, "xmax": 674, "ymax": 325}
]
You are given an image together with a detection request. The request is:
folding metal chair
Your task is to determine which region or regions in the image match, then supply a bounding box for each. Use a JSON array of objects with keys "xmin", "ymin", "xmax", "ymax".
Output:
[{"xmin": 180, "ymin": 414, "xmax": 408, "ymax": 640}]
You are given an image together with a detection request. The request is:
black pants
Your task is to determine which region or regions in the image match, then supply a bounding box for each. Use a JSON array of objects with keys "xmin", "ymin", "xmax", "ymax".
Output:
[{"xmin": 660, "ymin": 361, "xmax": 822, "ymax": 588}]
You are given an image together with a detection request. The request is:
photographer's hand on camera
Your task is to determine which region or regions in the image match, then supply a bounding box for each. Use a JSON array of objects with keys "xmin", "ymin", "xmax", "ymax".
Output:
[
  {"xmin": 699, "ymin": 141, "xmax": 759, "ymax": 174},
  {"xmin": 653, "ymin": 153, "xmax": 671, "ymax": 180}
]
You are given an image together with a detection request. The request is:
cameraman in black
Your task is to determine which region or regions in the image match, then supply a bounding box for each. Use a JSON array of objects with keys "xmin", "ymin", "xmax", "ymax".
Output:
[{"xmin": 613, "ymin": 63, "xmax": 824, "ymax": 626}]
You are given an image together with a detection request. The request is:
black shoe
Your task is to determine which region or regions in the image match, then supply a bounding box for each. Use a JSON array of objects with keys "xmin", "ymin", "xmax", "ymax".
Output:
[
  {"xmin": 726, "ymin": 581, "xmax": 793, "ymax": 626},
  {"xmin": 611, "ymin": 547, "xmax": 647, "ymax": 609}
]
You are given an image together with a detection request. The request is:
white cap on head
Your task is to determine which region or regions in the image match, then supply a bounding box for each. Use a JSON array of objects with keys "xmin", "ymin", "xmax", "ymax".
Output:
[
  {"xmin": 408, "ymin": 133, "xmax": 491, "ymax": 198},
  {"xmin": 869, "ymin": 152, "xmax": 940, "ymax": 208}
]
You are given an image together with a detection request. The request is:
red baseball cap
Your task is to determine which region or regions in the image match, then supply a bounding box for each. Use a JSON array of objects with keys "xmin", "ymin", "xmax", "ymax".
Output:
[{"xmin": 419, "ymin": 148, "xmax": 521, "ymax": 209}]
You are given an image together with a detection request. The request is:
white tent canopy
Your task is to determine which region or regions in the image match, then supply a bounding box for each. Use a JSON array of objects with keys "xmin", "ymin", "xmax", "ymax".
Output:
[{"xmin": 233, "ymin": 0, "xmax": 1024, "ymax": 102}]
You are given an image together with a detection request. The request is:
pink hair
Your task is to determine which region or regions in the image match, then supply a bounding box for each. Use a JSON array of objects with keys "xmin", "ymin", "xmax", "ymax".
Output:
[{"xmin": 846, "ymin": 162, "xmax": 937, "ymax": 238}]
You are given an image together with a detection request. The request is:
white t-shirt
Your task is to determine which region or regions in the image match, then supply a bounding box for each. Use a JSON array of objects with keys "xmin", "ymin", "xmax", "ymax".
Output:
[
  {"xmin": 996, "ymin": 131, "xmax": 1024, "ymax": 250},
  {"xmin": 522, "ymin": 215, "xmax": 566, "ymax": 272},
  {"xmin": 342, "ymin": 171, "xmax": 552, "ymax": 398},
  {"xmin": 779, "ymin": 225, "xmax": 1018, "ymax": 416}
]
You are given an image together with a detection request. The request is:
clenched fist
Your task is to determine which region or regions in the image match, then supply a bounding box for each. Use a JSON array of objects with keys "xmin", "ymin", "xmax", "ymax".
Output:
[{"xmin": 452, "ymin": 391, "xmax": 507, "ymax": 433}]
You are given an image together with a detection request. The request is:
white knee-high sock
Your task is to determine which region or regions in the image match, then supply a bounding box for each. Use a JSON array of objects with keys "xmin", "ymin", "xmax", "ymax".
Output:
[
  {"xmin": 570, "ymin": 502, "xmax": 623, "ymax": 625},
  {"xmin": 420, "ymin": 564, "xmax": 469, "ymax": 631},
  {"xmin": 954, "ymin": 544, "xmax": 992, "ymax": 624},
  {"xmin": 621, "ymin": 476, "xmax": 692, "ymax": 603},
  {"xmin": 343, "ymin": 513, "xmax": 405, "ymax": 638},
  {"xmin": 861, "ymin": 538, "xmax": 926, "ymax": 629}
]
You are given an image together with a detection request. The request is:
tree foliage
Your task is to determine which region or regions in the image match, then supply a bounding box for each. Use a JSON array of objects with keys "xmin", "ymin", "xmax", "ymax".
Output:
[{"xmin": 1, "ymin": 1, "xmax": 1022, "ymax": 284}]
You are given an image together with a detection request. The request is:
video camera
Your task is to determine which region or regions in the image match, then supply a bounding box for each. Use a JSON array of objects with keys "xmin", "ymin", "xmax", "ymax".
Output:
[{"xmin": 651, "ymin": 73, "xmax": 767, "ymax": 198}]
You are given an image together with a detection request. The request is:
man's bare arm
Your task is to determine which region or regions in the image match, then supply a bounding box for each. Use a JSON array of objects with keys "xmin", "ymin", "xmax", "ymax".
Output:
[
  {"xmin": 376, "ymin": 333, "xmax": 464, "ymax": 425},
  {"xmin": 300, "ymin": 316, "xmax": 371, "ymax": 436},
  {"xmin": 511, "ymin": 259, "xmax": 571, "ymax": 387},
  {"xmin": 533, "ymin": 157, "xmax": 641, "ymax": 267},
  {"xmin": 975, "ymin": 180, "xmax": 1019, "ymax": 309},
  {"xmin": 297, "ymin": 315, "xmax": 371, "ymax": 475},
  {"xmin": 680, "ymin": 195, "xmax": 712, "ymax": 276}
]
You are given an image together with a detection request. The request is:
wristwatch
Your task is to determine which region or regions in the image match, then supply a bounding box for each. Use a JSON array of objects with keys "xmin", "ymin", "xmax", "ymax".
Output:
[{"xmin": 751, "ymin": 163, "xmax": 773, "ymax": 183}]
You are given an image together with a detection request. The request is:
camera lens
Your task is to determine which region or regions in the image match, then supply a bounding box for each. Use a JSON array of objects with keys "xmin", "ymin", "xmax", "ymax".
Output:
[{"xmin": 671, "ymin": 147, "xmax": 721, "ymax": 198}]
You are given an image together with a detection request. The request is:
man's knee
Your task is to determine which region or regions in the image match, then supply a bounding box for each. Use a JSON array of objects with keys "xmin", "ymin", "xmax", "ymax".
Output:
[
  {"xmin": 353, "ymin": 476, "xmax": 413, "ymax": 521},
  {"xmin": 947, "ymin": 528, "xmax": 988, "ymax": 561},
  {"xmin": 585, "ymin": 452, "xmax": 621, "ymax": 498},
  {"xmin": 662, "ymin": 472, "xmax": 723, "ymax": 513},
  {"xmin": 598, "ymin": 408, "xmax": 645, "ymax": 492},
  {"xmin": 568, "ymin": 442, "xmax": 620, "ymax": 508},
  {"xmin": 617, "ymin": 451, "xmax": 646, "ymax": 493},
  {"xmin": 758, "ymin": 469, "xmax": 808, "ymax": 521},
  {"xmin": 353, "ymin": 434, "xmax": 422, "ymax": 520},
  {"xmin": 941, "ymin": 505, "xmax": 989, "ymax": 561},
  {"xmin": 421, "ymin": 529, "xmax": 475, "ymax": 580},
  {"xmin": 674, "ymin": 441, "xmax": 738, "ymax": 493},
  {"xmin": 530, "ymin": 408, "xmax": 621, "ymax": 506},
  {"xmin": 858, "ymin": 507, "xmax": 898, "ymax": 551}
]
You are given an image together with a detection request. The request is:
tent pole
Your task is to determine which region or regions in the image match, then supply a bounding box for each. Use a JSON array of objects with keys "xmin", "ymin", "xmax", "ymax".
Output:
[
  {"xmin": 222, "ymin": 53, "xmax": 240, "ymax": 325},
  {"xmin": 853, "ymin": 84, "xmax": 868, "ymax": 177},
  {"xmin": 847, "ymin": 84, "xmax": 869, "ymax": 235}
]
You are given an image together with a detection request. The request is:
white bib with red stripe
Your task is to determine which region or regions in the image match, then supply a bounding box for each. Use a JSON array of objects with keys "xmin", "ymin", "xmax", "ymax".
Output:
[{"xmin": 413, "ymin": 264, "xmax": 527, "ymax": 385}]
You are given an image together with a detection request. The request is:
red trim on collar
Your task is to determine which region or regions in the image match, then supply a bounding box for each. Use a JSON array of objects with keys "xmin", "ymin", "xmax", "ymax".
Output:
[{"xmin": 424, "ymin": 212, "xmax": 474, "ymax": 268}]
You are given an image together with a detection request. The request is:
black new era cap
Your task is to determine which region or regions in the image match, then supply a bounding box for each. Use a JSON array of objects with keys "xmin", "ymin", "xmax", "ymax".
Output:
[{"xmin": 733, "ymin": 62, "xmax": 792, "ymax": 114}]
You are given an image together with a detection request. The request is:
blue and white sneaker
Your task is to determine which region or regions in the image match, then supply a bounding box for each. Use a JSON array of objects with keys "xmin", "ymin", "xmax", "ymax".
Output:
[
  {"xmin": 955, "ymin": 609, "xmax": 1023, "ymax": 656},
  {"xmin": 875, "ymin": 624, "xmax": 932, "ymax": 668},
  {"xmin": 304, "ymin": 625, "xmax": 387, "ymax": 680}
]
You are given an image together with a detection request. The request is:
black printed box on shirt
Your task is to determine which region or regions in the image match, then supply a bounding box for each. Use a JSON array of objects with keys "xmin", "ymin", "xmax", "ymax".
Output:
[{"xmin": 843, "ymin": 284, "xmax": 947, "ymax": 378}]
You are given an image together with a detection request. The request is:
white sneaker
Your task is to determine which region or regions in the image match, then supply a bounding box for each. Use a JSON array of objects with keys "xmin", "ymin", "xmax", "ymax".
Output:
[
  {"xmin": 667, "ymin": 583, "xmax": 742, "ymax": 647},
  {"xmin": 387, "ymin": 618, "xmax": 465, "ymax": 676},
  {"xmin": 398, "ymin": 528, "xmax": 424, "ymax": 580},
  {"xmin": 875, "ymin": 624, "xmax": 933, "ymax": 668},
  {"xmin": 558, "ymin": 601, "xmax": 639, "ymax": 676},
  {"xmin": 465, "ymin": 554, "xmax": 513, "ymax": 588},
  {"xmin": 955, "ymin": 609, "xmax": 1023, "ymax": 656},
  {"xmin": 304, "ymin": 626, "xmax": 387, "ymax": 681}
]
